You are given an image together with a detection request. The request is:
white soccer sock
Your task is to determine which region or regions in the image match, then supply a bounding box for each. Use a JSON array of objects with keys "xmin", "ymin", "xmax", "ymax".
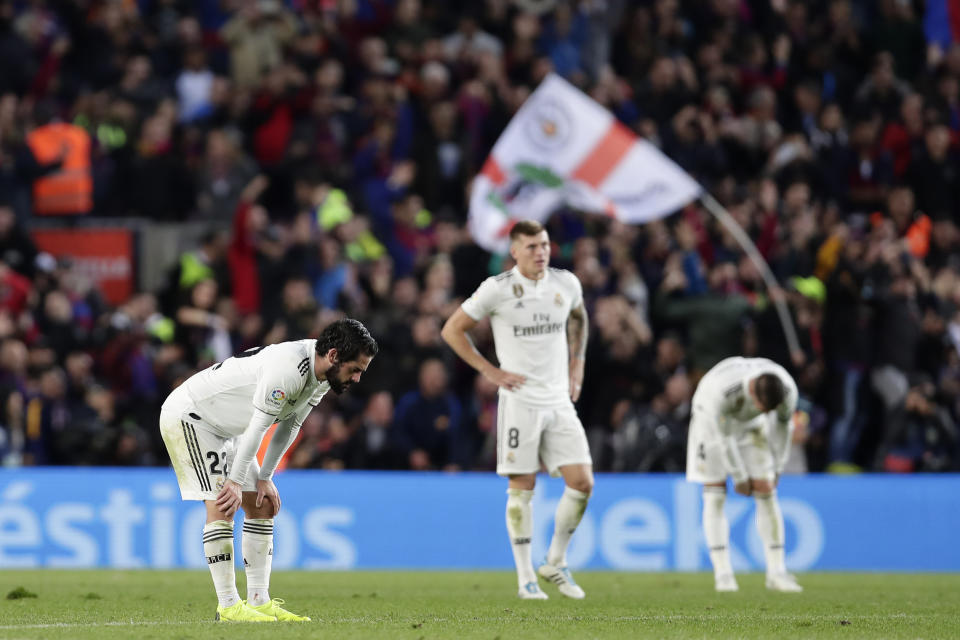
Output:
[
  {"xmin": 702, "ymin": 487, "xmax": 733, "ymax": 577},
  {"xmin": 547, "ymin": 486, "xmax": 590, "ymax": 566},
  {"xmin": 203, "ymin": 520, "xmax": 240, "ymax": 608},
  {"xmin": 506, "ymin": 488, "xmax": 536, "ymax": 586},
  {"xmin": 755, "ymin": 491, "xmax": 786, "ymax": 576},
  {"xmin": 243, "ymin": 518, "xmax": 274, "ymax": 606}
]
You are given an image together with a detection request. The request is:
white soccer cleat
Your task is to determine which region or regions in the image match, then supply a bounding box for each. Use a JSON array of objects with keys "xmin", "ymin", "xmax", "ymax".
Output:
[
  {"xmin": 518, "ymin": 581, "xmax": 549, "ymax": 600},
  {"xmin": 714, "ymin": 573, "xmax": 739, "ymax": 592},
  {"xmin": 766, "ymin": 572, "xmax": 803, "ymax": 592},
  {"xmin": 538, "ymin": 563, "xmax": 586, "ymax": 599}
]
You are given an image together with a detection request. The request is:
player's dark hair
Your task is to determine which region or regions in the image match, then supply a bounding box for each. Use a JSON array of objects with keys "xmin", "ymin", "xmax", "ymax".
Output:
[
  {"xmin": 509, "ymin": 219, "xmax": 545, "ymax": 241},
  {"xmin": 315, "ymin": 318, "xmax": 378, "ymax": 363},
  {"xmin": 755, "ymin": 373, "xmax": 786, "ymax": 411}
]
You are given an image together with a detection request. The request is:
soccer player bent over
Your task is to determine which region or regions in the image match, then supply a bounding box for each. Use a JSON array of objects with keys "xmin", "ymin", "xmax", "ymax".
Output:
[
  {"xmin": 686, "ymin": 356, "xmax": 803, "ymax": 593},
  {"xmin": 159, "ymin": 319, "xmax": 377, "ymax": 621},
  {"xmin": 442, "ymin": 220, "xmax": 593, "ymax": 600}
]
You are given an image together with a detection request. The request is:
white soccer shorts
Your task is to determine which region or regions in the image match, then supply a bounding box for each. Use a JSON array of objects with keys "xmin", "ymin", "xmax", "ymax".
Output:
[
  {"xmin": 495, "ymin": 393, "xmax": 592, "ymax": 477},
  {"xmin": 685, "ymin": 413, "xmax": 775, "ymax": 484},
  {"xmin": 158, "ymin": 391, "xmax": 260, "ymax": 500}
]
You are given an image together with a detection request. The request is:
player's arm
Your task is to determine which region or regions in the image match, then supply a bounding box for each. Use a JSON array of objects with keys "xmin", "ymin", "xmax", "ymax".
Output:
[
  {"xmin": 258, "ymin": 412, "xmax": 306, "ymax": 482},
  {"xmin": 217, "ymin": 363, "xmax": 298, "ymax": 516},
  {"xmin": 216, "ymin": 408, "xmax": 276, "ymax": 517},
  {"xmin": 567, "ymin": 302, "xmax": 588, "ymax": 402},
  {"xmin": 441, "ymin": 307, "xmax": 525, "ymax": 391},
  {"xmin": 711, "ymin": 405, "xmax": 750, "ymax": 491},
  {"xmin": 253, "ymin": 402, "xmax": 313, "ymax": 515},
  {"xmin": 259, "ymin": 399, "xmax": 314, "ymax": 482},
  {"xmin": 768, "ymin": 376, "xmax": 799, "ymax": 478}
]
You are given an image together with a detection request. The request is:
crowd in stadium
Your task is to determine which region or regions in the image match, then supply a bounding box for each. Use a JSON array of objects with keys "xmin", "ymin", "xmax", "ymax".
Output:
[{"xmin": 1, "ymin": 0, "xmax": 959, "ymax": 474}]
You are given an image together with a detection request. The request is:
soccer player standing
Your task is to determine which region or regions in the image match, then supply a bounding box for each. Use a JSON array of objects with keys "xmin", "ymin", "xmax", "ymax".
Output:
[
  {"xmin": 159, "ymin": 319, "xmax": 377, "ymax": 621},
  {"xmin": 442, "ymin": 220, "xmax": 593, "ymax": 600},
  {"xmin": 686, "ymin": 356, "xmax": 803, "ymax": 593}
]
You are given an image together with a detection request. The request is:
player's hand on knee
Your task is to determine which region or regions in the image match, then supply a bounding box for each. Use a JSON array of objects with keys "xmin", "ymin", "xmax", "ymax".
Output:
[
  {"xmin": 734, "ymin": 479, "xmax": 752, "ymax": 496},
  {"xmin": 256, "ymin": 478, "xmax": 281, "ymax": 516},
  {"xmin": 215, "ymin": 479, "xmax": 243, "ymax": 517}
]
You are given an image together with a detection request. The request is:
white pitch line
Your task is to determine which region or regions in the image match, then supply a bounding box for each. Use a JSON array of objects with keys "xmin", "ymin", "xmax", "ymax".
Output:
[
  {"xmin": 0, "ymin": 621, "xmax": 198, "ymax": 630},
  {"xmin": 0, "ymin": 612, "xmax": 933, "ymax": 630}
]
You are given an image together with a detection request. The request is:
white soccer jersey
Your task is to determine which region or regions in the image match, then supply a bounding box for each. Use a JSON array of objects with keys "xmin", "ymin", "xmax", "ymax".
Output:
[
  {"xmin": 691, "ymin": 356, "xmax": 798, "ymax": 473},
  {"xmin": 461, "ymin": 266, "xmax": 582, "ymax": 407},
  {"xmin": 174, "ymin": 339, "xmax": 329, "ymax": 438}
]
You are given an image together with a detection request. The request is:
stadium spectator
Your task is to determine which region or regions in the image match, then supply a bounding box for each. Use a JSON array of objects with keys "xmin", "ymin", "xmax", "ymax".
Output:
[
  {"xmin": 0, "ymin": 201, "xmax": 33, "ymax": 272},
  {"xmin": 655, "ymin": 255, "xmax": 753, "ymax": 375},
  {"xmin": 1, "ymin": 0, "xmax": 959, "ymax": 476},
  {"xmin": 23, "ymin": 366, "xmax": 70, "ymax": 465},
  {"xmin": 344, "ymin": 390, "xmax": 401, "ymax": 469},
  {"xmin": 597, "ymin": 371, "xmax": 691, "ymax": 473},
  {"xmin": 461, "ymin": 371, "xmax": 500, "ymax": 470},
  {"xmin": 876, "ymin": 374, "xmax": 958, "ymax": 472},
  {"xmin": 220, "ymin": 0, "xmax": 297, "ymax": 90},
  {"xmin": 392, "ymin": 357, "xmax": 464, "ymax": 471},
  {"xmin": 158, "ymin": 228, "xmax": 231, "ymax": 317},
  {"xmin": 907, "ymin": 119, "xmax": 960, "ymax": 222},
  {"xmin": 196, "ymin": 130, "xmax": 260, "ymax": 222}
]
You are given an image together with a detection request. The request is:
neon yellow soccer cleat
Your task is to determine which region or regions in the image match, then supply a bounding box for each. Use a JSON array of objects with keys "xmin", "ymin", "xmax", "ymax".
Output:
[
  {"xmin": 247, "ymin": 598, "xmax": 312, "ymax": 621},
  {"xmin": 215, "ymin": 601, "xmax": 277, "ymax": 622}
]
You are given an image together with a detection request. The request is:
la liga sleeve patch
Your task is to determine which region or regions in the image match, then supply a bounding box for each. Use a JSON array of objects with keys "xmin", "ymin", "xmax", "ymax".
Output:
[{"xmin": 265, "ymin": 388, "xmax": 286, "ymax": 409}]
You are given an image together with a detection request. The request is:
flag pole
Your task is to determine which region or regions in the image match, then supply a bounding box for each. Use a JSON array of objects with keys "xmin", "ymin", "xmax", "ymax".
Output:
[{"xmin": 698, "ymin": 191, "xmax": 804, "ymax": 364}]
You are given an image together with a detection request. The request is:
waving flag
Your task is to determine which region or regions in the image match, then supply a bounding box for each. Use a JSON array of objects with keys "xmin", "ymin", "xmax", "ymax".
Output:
[{"xmin": 469, "ymin": 73, "xmax": 702, "ymax": 253}]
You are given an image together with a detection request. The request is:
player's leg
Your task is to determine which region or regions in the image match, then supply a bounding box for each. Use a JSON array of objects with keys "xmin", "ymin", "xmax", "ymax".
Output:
[
  {"xmin": 239, "ymin": 492, "xmax": 312, "ymax": 620},
  {"xmin": 548, "ymin": 463, "xmax": 592, "ymax": 567},
  {"xmin": 536, "ymin": 463, "xmax": 591, "ymax": 599},
  {"xmin": 497, "ymin": 396, "xmax": 546, "ymax": 599},
  {"xmin": 701, "ymin": 482, "xmax": 737, "ymax": 591},
  {"xmin": 158, "ymin": 408, "xmax": 273, "ymax": 622},
  {"xmin": 685, "ymin": 413, "xmax": 736, "ymax": 591},
  {"xmin": 742, "ymin": 429, "xmax": 802, "ymax": 592},
  {"xmin": 538, "ymin": 406, "xmax": 593, "ymax": 599},
  {"xmin": 202, "ymin": 501, "xmax": 244, "ymax": 611},
  {"xmin": 750, "ymin": 478, "xmax": 784, "ymax": 574},
  {"xmin": 751, "ymin": 477, "xmax": 802, "ymax": 592},
  {"xmin": 228, "ymin": 444, "xmax": 311, "ymax": 620},
  {"xmin": 240, "ymin": 492, "xmax": 275, "ymax": 607},
  {"xmin": 506, "ymin": 474, "xmax": 545, "ymax": 599}
]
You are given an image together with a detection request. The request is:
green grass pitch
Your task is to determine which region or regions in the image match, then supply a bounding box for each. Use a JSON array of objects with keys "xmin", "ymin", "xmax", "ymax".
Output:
[{"xmin": 1, "ymin": 570, "xmax": 958, "ymax": 639}]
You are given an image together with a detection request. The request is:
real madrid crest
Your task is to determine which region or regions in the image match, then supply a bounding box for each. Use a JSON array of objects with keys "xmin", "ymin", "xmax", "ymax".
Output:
[
  {"xmin": 513, "ymin": 284, "xmax": 524, "ymax": 298},
  {"xmin": 554, "ymin": 293, "xmax": 564, "ymax": 307}
]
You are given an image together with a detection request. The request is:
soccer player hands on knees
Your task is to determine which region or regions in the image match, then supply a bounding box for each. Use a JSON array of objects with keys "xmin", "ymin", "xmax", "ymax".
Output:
[
  {"xmin": 256, "ymin": 479, "xmax": 281, "ymax": 516},
  {"xmin": 216, "ymin": 479, "xmax": 243, "ymax": 517}
]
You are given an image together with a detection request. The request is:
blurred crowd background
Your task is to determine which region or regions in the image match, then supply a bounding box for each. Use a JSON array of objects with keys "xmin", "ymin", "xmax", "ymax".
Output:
[{"xmin": 1, "ymin": 0, "xmax": 960, "ymax": 474}]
